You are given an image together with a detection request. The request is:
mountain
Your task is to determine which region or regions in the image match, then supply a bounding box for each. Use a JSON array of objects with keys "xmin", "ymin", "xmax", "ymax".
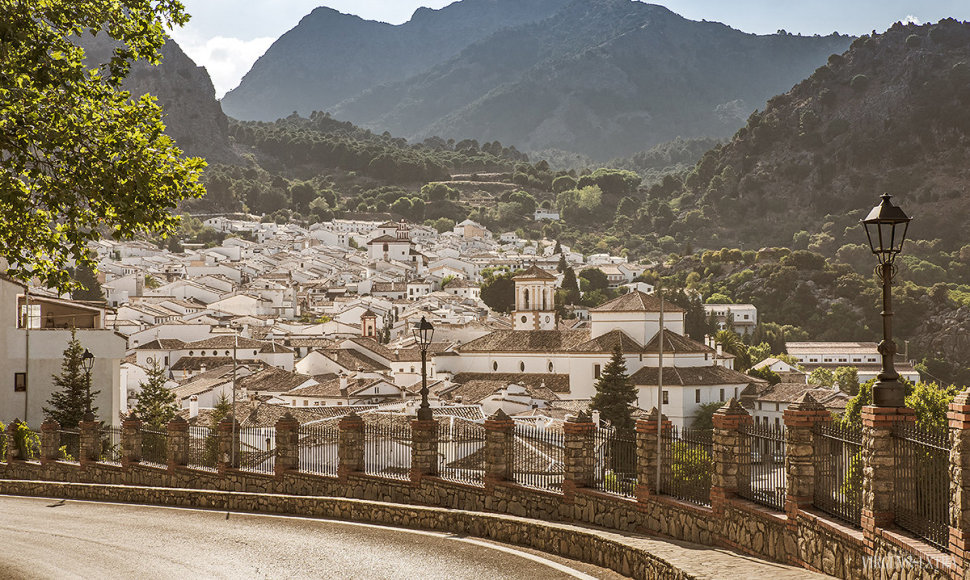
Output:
[
  {"xmin": 328, "ymin": 1, "xmax": 850, "ymax": 159},
  {"xmin": 661, "ymin": 18, "xmax": 970, "ymax": 251},
  {"xmin": 220, "ymin": 0, "xmax": 572, "ymax": 121},
  {"xmin": 80, "ymin": 35, "xmax": 237, "ymax": 164}
]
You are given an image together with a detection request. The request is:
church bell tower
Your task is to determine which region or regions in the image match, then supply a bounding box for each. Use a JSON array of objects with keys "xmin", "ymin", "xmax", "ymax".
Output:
[{"xmin": 512, "ymin": 265, "xmax": 557, "ymax": 331}]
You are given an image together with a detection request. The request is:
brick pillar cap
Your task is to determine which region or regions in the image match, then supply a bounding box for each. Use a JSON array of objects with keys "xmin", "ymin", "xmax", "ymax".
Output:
[
  {"xmin": 713, "ymin": 398, "xmax": 749, "ymax": 417},
  {"xmin": 41, "ymin": 419, "xmax": 60, "ymax": 430},
  {"xmin": 567, "ymin": 410, "xmax": 593, "ymax": 424},
  {"xmin": 168, "ymin": 416, "xmax": 188, "ymax": 429},
  {"xmin": 953, "ymin": 388, "xmax": 970, "ymax": 407},
  {"xmin": 125, "ymin": 410, "xmax": 140, "ymax": 422},
  {"xmin": 786, "ymin": 392, "xmax": 825, "ymax": 412},
  {"xmin": 82, "ymin": 411, "xmax": 96, "ymax": 423},
  {"xmin": 488, "ymin": 409, "xmax": 511, "ymax": 422}
]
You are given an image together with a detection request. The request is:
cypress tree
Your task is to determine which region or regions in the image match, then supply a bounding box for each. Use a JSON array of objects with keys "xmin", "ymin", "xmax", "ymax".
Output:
[
  {"xmin": 44, "ymin": 328, "xmax": 99, "ymax": 427},
  {"xmin": 132, "ymin": 358, "xmax": 178, "ymax": 429},
  {"xmin": 560, "ymin": 266, "xmax": 581, "ymax": 304},
  {"xmin": 591, "ymin": 346, "xmax": 638, "ymax": 431}
]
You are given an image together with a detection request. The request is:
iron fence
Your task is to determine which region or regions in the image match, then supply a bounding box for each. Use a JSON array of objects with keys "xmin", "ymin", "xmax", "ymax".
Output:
[
  {"xmin": 238, "ymin": 427, "xmax": 276, "ymax": 474},
  {"xmin": 141, "ymin": 428, "xmax": 168, "ymax": 467},
  {"xmin": 813, "ymin": 423, "xmax": 863, "ymax": 527},
  {"xmin": 512, "ymin": 424, "xmax": 564, "ymax": 491},
  {"xmin": 739, "ymin": 423, "xmax": 787, "ymax": 510},
  {"xmin": 187, "ymin": 425, "xmax": 218, "ymax": 471},
  {"xmin": 439, "ymin": 418, "xmax": 486, "ymax": 485},
  {"xmin": 99, "ymin": 425, "xmax": 123, "ymax": 464},
  {"xmin": 893, "ymin": 422, "xmax": 950, "ymax": 551},
  {"xmin": 57, "ymin": 428, "xmax": 80, "ymax": 462},
  {"xmin": 592, "ymin": 427, "xmax": 637, "ymax": 497},
  {"xmin": 364, "ymin": 422, "xmax": 411, "ymax": 480},
  {"xmin": 298, "ymin": 421, "xmax": 340, "ymax": 476},
  {"xmin": 660, "ymin": 427, "xmax": 713, "ymax": 506}
]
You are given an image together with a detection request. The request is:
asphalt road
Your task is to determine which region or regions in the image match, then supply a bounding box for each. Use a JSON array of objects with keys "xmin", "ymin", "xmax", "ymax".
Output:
[{"xmin": 0, "ymin": 495, "xmax": 627, "ymax": 579}]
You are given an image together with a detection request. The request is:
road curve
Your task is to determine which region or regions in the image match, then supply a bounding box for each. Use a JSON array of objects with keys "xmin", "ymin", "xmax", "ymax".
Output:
[{"xmin": 0, "ymin": 495, "xmax": 627, "ymax": 579}]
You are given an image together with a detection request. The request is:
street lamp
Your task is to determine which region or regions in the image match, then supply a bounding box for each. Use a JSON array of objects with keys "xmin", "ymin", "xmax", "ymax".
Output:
[
  {"xmin": 413, "ymin": 316, "xmax": 435, "ymax": 421},
  {"xmin": 81, "ymin": 348, "xmax": 95, "ymax": 415},
  {"xmin": 862, "ymin": 193, "xmax": 912, "ymax": 407}
]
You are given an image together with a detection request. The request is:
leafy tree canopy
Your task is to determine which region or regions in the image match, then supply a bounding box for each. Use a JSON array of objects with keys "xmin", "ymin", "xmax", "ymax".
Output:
[{"xmin": 1, "ymin": 0, "xmax": 206, "ymax": 290}]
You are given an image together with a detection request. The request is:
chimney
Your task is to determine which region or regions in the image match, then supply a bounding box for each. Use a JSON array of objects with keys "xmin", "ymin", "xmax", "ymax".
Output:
[
  {"xmin": 339, "ymin": 372, "xmax": 348, "ymax": 395},
  {"xmin": 200, "ymin": 363, "xmax": 206, "ymax": 374},
  {"xmin": 135, "ymin": 272, "xmax": 145, "ymax": 297},
  {"xmin": 189, "ymin": 395, "xmax": 199, "ymax": 418},
  {"xmin": 716, "ymin": 343, "xmax": 723, "ymax": 357}
]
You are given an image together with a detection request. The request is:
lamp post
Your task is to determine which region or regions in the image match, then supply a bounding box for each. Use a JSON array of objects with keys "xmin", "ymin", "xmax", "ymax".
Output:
[
  {"xmin": 81, "ymin": 348, "xmax": 95, "ymax": 415},
  {"xmin": 413, "ymin": 316, "xmax": 435, "ymax": 421},
  {"xmin": 861, "ymin": 194, "xmax": 912, "ymax": 407}
]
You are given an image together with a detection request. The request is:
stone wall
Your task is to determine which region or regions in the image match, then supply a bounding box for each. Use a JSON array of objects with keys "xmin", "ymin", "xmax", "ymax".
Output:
[{"xmin": 3, "ymin": 399, "xmax": 967, "ymax": 579}]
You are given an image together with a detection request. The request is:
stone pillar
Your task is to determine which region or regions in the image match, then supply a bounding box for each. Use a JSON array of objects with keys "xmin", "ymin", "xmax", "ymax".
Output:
[
  {"xmin": 40, "ymin": 419, "xmax": 60, "ymax": 465},
  {"xmin": 217, "ymin": 416, "xmax": 240, "ymax": 474},
  {"xmin": 410, "ymin": 418, "xmax": 439, "ymax": 482},
  {"xmin": 861, "ymin": 405, "xmax": 914, "ymax": 535},
  {"xmin": 635, "ymin": 408, "xmax": 670, "ymax": 501},
  {"xmin": 166, "ymin": 416, "xmax": 188, "ymax": 470},
  {"xmin": 78, "ymin": 412, "xmax": 100, "ymax": 465},
  {"xmin": 483, "ymin": 409, "xmax": 514, "ymax": 488},
  {"xmin": 275, "ymin": 412, "xmax": 300, "ymax": 476},
  {"xmin": 5, "ymin": 420, "xmax": 20, "ymax": 462},
  {"xmin": 338, "ymin": 411, "xmax": 365, "ymax": 481},
  {"xmin": 949, "ymin": 389, "xmax": 970, "ymax": 571},
  {"xmin": 711, "ymin": 399, "xmax": 752, "ymax": 514},
  {"xmin": 121, "ymin": 412, "xmax": 142, "ymax": 468},
  {"xmin": 562, "ymin": 412, "xmax": 595, "ymax": 497},
  {"xmin": 783, "ymin": 393, "xmax": 830, "ymax": 522}
]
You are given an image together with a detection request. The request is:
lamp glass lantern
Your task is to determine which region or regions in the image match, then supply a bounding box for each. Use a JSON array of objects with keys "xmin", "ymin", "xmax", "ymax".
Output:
[
  {"xmin": 81, "ymin": 349, "xmax": 95, "ymax": 374},
  {"xmin": 413, "ymin": 316, "xmax": 434, "ymax": 350},
  {"xmin": 862, "ymin": 193, "xmax": 911, "ymax": 265}
]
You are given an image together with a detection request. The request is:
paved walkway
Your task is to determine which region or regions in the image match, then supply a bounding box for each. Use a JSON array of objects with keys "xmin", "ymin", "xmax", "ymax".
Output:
[{"xmin": 0, "ymin": 481, "xmax": 827, "ymax": 579}]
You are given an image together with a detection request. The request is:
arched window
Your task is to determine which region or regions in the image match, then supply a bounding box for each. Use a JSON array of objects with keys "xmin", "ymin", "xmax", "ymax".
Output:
[
  {"xmin": 542, "ymin": 290, "xmax": 546, "ymax": 311},
  {"xmin": 523, "ymin": 288, "xmax": 530, "ymax": 309}
]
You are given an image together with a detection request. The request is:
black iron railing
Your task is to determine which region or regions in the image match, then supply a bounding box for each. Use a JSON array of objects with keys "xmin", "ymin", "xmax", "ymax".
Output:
[
  {"xmin": 298, "ymin": 421, "xmax": 339, "ymax": 476},
  {"xmin": 813, "ymin": 423, "xmax": 863, "ymax": 527},
  {"xmin": 364, "ymin": 422, "xmax": 411, "ymax": 480},
  {"xmin": 660, "ymin": 427, "xmax": 713, "ymax": 507},
  {"xmin": 512, "ymin": 424, "xmax": 564, "ymax": 491},
  {"xmin": 187, "ymin": 425, "xmax": 218, "ymax": 471},
  {"xmin": 99, "ymin": 425, "xmax": 123, "ymax": 464},
  {"xmin": 141, "ymin": 428, "xmax": 168, "ymax": 467},
  {"xmin": 439, "ymin": 418, "xmax": 486, "ymax": 485},
  {"xmin": 592, "ymin": 427, "xmax": 638, "ymax": 498},
  {"xmin": 238, "ymin": 427, "xmax": 275, "ymax": 474},
  {"xmin": 57, "ymin": 428, "xmax": 80, "ymax": 462},
  {"xmin": 893, "ymin": 422, "xmax": 950, "ymax": 551},
  {"xmin": 740, "ymin": 423, "xmax": 787, "ymax": 510}
]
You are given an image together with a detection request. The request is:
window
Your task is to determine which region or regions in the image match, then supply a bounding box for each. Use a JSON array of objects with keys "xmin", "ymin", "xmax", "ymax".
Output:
[
  {"xmin": 382, "ymin": 243, "xmax": 388, "ymax": 252},
  {"xmin": 521, "ymin": 315, "xmax": 527, "ymax": 323},
  {"xmin": 519, "ymin": 361, "xmax": 525, "ymax": 372},
  {"xmin": 594, "ymin": 364, "xmax": 601, "ymax": 379},
  {"xmin": 743, "ymin": 314, "xmax": 749, "ymax": 320},
  {"xmin": 524, "ymin": 288, "xmax": 530, "ymax": 309},
  {"xmin": 775, "ymin": 403, "xmax": 780, "ymax": 412},
  {"xmin": 719, "ymin": 388, "xmax": 725, "ymax": 402},
  {"xmin": 19, "ymin": 304, "xmax": 40, "ymax": 329},
  {"xmin": 189, "ymin": 351, "xmax": 194, "ymax": 356},
  {"xmin": 163, "ymin": 356, "xmax": 169, "ymax": 366},
  {"xmin": 662, "ymin": 391, "xmax": 669, "ymax": 405},
  {"xmin": 695, "ymin": 389, "xmax": 700, "ymax": 403},
  {"xmin": 303, "ymin": 400, "xmax": 308, "ymax": 406},
  {"xmin": 734, "ymin": 387, "xmax": 738, "ymax": 399},
  {"xmin": 492, "ymin": 361, "xmax": 498, "ymax": 372},
  {"xmin": 225, "ymin": 351, "xmax": 230, "ymax": 356},
  {"xmin": 758, "ymin": 402, "xmax": 763, "ymax": 411},
  {"xmin": 775, "ymin": 417, "xmax": 780, "ymax": 428},
  {"xmin": 14, "ymin": 372, "xmax": 26, "ymax": 392},
  {"xmin": 548, "ymin": 361, "xmax": 554, "ymax": 373}
]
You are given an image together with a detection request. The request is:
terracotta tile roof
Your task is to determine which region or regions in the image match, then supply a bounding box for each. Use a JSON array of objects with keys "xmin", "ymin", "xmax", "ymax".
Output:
[
  {"xmin": 643, "ymin": 330, "xmax": 713, "ymax": 354},
  {"xmin": 238, "ymin": 367, "xmax": 315, "ymax": 393},
  {"xmin": 570, "ymin": 329, "xmax": 645, "ymax": 353},
  {"xmin": 451, "ymin": 372, "xmax": 570, "ymax": 393},
  {"xmin": 170, "ymin": 356, "xmax": 233, "ymax": 371},
  {"xmin": 590, "ymin": 290, "xmax": 684, "ymax": 313},
  {"xmin": 458, "ymin": 330, "xmax": 591, "ymax": 353},
  {"xmin": 629, "ymin": 364, "xmax": 756, "ymax": 386},
  {"xmin": 184, "ymin": 336, "xmax": 266, "ymax": 350},
  {"xmin": 513, "ymin": 265, "xmax": 557, "ymax": 280},
  {"xmin": 372, "ymin": 282, "xmax": 406, "ymax": 293},
  {"xmin": 259, "ymin": 342, "xmax": 294, "ymax": 354},
  {"xmin": 319, "ymin": 349, "xmax": 390, "ymax": 372},
  {"xmin": 135, "ymin": 338, "xmax": 186, "ymax": 350}
]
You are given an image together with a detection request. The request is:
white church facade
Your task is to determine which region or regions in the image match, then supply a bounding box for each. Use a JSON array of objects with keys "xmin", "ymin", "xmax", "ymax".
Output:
[{"xmin": 434, "ymin": 268, "xmax": 756, "ymax": 427}]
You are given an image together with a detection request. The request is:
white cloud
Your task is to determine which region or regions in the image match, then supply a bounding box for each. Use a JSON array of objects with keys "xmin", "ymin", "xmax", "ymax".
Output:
[
  {"xmin": 169, "ymin": 29, "xmax": 274, "ymax": 98},
  {"xmin": 902, "ymin": 14, "xmax": 922, "ymax": 25}
]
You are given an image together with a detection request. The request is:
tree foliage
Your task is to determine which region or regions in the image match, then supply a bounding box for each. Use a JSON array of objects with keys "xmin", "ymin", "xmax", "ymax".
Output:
[
  {"xmin": 591, "ymin": 346, "xmax": 638, "ymax": 431},
  {"xmin": 480, "ymin": 271, "xmax": 516, "ymax": 313},
  {"xmin": 132, "ymin": 358, "xmax": 178, "ymax": 429},
  {"xmin": 0, "ymin": 0, "xmax": 206, "ymax": 290},
  {"xmin": 44, "ymin": 329, "xmax": 98, "ymax": 428}
]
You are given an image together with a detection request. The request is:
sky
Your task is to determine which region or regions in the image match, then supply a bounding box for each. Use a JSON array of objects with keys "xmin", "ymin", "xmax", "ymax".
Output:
[{"xmin": 169, "ymin": 0, "xmax": 970, "ymax": 98}]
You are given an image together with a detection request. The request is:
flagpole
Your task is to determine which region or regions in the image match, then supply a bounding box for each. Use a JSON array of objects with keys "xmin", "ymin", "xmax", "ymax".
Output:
[{"xmin": 656, "ymin": 285, "xmax": 664, "ymax": 496}]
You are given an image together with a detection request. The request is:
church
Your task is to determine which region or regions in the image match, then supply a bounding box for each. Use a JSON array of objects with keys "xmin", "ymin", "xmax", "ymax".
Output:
[{"xmin": 433, "ymin": 265, "xmax": 755, "ymax": 427}]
